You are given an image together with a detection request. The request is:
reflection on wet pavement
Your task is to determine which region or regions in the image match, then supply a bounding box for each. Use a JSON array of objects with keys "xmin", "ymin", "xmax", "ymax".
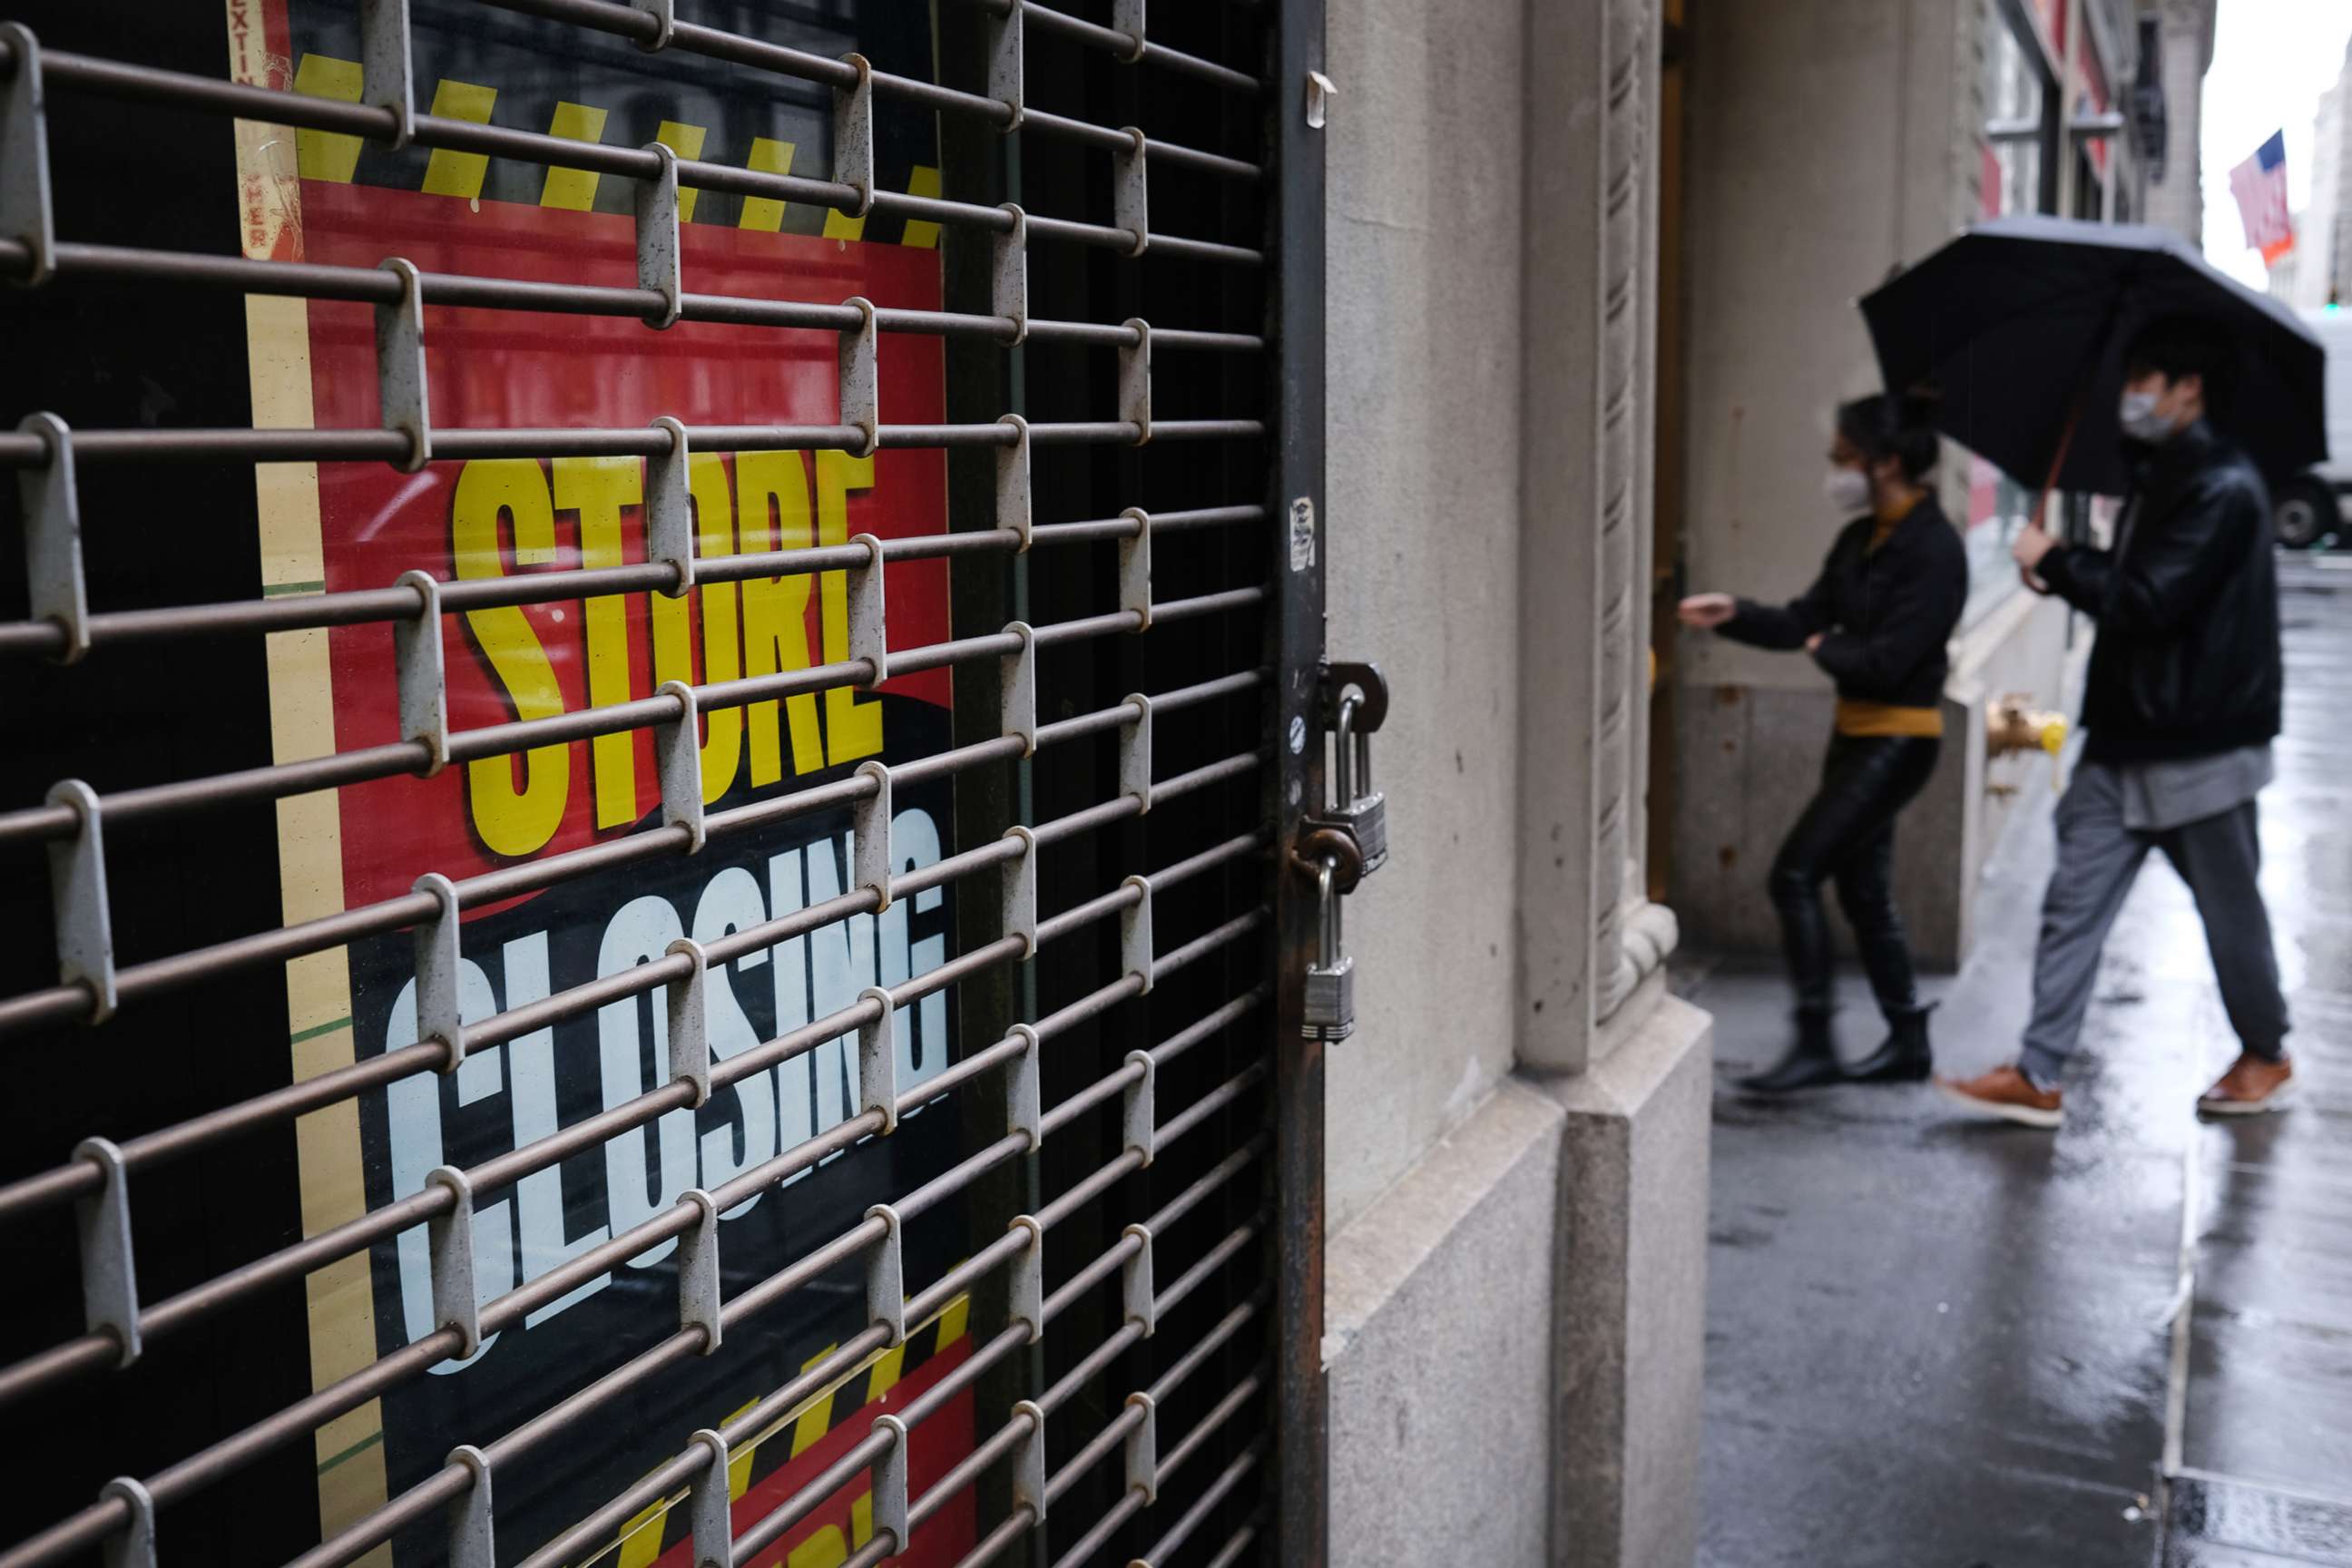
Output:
[
  {"xmin": 1683, "ymin": 556, "xmax": 2352, "ymax": 1567},
  {"xmin": 2168, "ymin": 557, "xmax": 2352, "ymax": 1567}
]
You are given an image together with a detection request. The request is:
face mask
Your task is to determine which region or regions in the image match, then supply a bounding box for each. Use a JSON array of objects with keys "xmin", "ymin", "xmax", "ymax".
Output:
[
  {"xmin": 2117, "ymin": 388, "xmax": 2175, "ymax": 444},
  {"xmin": 1825, "ymin": 466, "xmax": 1873, "ymax": 514}
]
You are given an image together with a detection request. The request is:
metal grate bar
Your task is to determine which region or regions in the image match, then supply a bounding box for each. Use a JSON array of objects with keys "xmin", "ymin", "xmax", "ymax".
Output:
[
  {"xmin": 1040, "ymin": 1370, "xmax": 1268, "ymax": 1568},
  {"xmin": 491, "ymin": 1105, "xmax": 1266, "ymax": 1568},
  {"xmin": 0, "ymin": 811, "xmax": 1269, "ymax": 1414},
  {"xmin": 0, "ymin": 1, "xmax": 1286, "ymax": 1563},
  {"xmin": 1139, "ymin": 1441, "xmax": 1269, "ymax": 1567},
  {"xmin": 0, "ymin": 418, "xmax": 1263, "ymax": 469},
  {"xmin": 0, "ymin": 34, "xmax": 1263, "ymax": 257},
  {"xmin": 0, "ymin": 648, "xmax": 1265, "ymax": 1038},
  {"xmin": 0, "ymin": 239, "xmax": 1269, "ymax": 346},
  {"xmin": 0, "ymin": 502, "xmax": 1267, "ymax": 662}
]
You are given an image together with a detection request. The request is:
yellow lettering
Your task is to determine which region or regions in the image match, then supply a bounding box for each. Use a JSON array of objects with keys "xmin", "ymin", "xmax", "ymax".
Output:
[
  {"xmin": 420, "ymin": 80, "xmax": 497, "ymax": 198},
  {"xmin": 737, "ymin": 451, "xmax": 828, "ymax": 783},
  {"xmin": 654, "ymin": 121, "xmax": 711, "ymax": 221},
  {"xmin": 452, "ymin": 461, "xmax": 569, "ymax": 858},
  {"xmin": 815, "ymin": 451, "xmax": 884, "ymax": 766},
  {"xmin": 541, "ymin": 101, "xmax": 610, "ymax": 211},
  {"xmin": 292, "ymin": 55, "xmax": 363, "ymax": 182},
  {"xmin": 851, "ymin": 1492, "xmax": 876, "ymax": 1548},
  {"xmin": 789, "ymin": 1526, "xmax": 848, "ymax": 1568},
  {"xmin": 554, "ymin": 456, "xmax": 645, "ymax": 828},
  {"xmin": 650, "ymin": 454, "xmax": 744, "ymax": 804},
  {"xmin": 739, "ymin": 139, "xmax": 799, "ymax": 233}
]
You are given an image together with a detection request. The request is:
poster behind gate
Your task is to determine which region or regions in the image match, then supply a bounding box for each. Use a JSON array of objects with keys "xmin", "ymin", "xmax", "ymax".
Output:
[{"xmin": 226, "ymin": 2, "xmax": 978, "ymax": 1560}]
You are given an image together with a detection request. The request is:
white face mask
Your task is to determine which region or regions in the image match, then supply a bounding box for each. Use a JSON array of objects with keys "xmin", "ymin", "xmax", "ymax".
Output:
[
  {"xmin": 2118, "ymin": 387, "xmax": 2175, "ymax": 444},
  {"xmin": 1825, "ymin": 466, "xmax": 1873, "ymax": 514}
]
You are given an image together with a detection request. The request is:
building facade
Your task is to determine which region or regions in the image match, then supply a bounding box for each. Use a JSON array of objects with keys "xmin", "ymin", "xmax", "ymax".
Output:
[
  {"xmin": 1666, "ymin": 0, "xmax": 2215, "ymax": 973},
  {"xmin": 2286, "ymin": 39, "xmax": 2351, "ymax": 310},
  {"xmin": 2139, "ymin": 0, "xmax": 2219, "ymax": 244}
]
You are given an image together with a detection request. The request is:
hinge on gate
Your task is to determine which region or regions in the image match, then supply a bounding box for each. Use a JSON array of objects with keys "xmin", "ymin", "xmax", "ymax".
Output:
[{"xmin": 1304, "ymin": 70, "xmax": 1337, "ymax": 132}]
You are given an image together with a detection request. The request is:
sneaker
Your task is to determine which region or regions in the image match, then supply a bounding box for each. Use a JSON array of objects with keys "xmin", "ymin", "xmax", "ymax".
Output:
[
  {"xmin": 2197, "ymin": 1053, "xmax": 2295, "ymax": 1116},
  {"xmin": 1935, "ymin": 1064, "xmax": 2062, "ymax": 1129}
]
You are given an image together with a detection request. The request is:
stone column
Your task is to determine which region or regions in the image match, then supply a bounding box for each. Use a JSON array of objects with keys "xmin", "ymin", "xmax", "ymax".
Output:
[
  {"xmin": 1517, "ymin": 3, "xmax": 1711, "ymax": 1565},
  {"xmin": 1518, "ymin": 0, "xmax": 1679, "ymax": 1071}
]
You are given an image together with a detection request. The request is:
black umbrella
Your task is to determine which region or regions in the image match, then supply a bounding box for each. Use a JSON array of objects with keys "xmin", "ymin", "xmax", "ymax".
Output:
[{"xmin": 1860, "ymin": 214, "xmax": 2326, "ymax": 498}]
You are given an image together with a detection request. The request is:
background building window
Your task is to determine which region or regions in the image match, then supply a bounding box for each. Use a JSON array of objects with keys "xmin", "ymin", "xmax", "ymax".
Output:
[{"xmin": 1961, "ymin": 0, "xmax": 2055, "ymax": 628}]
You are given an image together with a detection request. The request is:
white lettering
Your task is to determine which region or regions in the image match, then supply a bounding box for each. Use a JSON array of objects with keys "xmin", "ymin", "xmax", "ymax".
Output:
[
  {"xmin": 804, "ymin": 833, "xmax": 872, "ymax": 1142},
  {"xmin": 691, "ymin": 867, "xmax": 777, "ymax": 1217},
  {"xmin": 505, "ymin": 930, "xmax": 612, "ymax": 1326},
  {"xmin": 374, "ymin": 808, "xmax": 953, "ymax": 1365},
  {"xmin": 386, "ymin": 962, "xmax": 514, "ymax": 1372},
  {"xmin": 768, "ymin": 846, "xmax": 816, "ymax": 1191},
  {"xmin": 596, "ymin": 895, "xmax": 695, "ymax": 1267},
  {"xmin": 877, "ymin": 808, "xmax": 949, "ymax": 1093}
]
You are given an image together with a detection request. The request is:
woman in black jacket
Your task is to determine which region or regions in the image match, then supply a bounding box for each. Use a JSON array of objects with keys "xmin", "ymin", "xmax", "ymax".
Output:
[{"xmin": 1680, "ymin": 391, "xmax": 1967, "ymax": 1092}]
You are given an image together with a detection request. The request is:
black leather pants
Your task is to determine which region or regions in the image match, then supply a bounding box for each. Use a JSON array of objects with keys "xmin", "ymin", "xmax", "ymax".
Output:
[{"xmin": 1768, "ymin": 733, "xmax": 1942, "ymax": 1018}]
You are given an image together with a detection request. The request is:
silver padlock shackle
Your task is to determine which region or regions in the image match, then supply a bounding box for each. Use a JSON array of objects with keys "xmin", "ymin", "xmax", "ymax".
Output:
[
  {"xmin": 1334, "ymin": 688, "xmax": 1370, "ymax": 807},
  {"xmin": 1318, "ymin": 854, "xmax": 1342, "ymax": 968}
]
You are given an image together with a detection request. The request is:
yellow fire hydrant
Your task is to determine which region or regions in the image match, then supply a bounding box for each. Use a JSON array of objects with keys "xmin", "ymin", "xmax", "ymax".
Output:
[{"xmin": 1987, "ymin": 693, "xmax": 2068, "ymax": 791}]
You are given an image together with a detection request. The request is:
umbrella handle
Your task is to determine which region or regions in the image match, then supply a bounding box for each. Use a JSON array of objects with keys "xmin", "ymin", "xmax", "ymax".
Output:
[
  {"xmin": 2033, "ymin": 400, "xmax": 2082, "ymax": 519},
  {"xmin": 2017, "ymin": 398, "xmax": 2084, "ymax": 597}
]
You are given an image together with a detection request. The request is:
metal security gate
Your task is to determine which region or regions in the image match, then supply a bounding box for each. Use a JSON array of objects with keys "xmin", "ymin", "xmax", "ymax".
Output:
[{"xmin": 0, "ymin": 3, "xmax": 1336, "ymax": 1566}]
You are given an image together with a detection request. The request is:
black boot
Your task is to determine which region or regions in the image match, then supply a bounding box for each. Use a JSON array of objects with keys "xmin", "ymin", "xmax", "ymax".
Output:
[
  {"xmin": 1847, "ymin": 1003, "xmax": 1935, "ymax": 1083},
  {"xmin": 1737, "ymin": 1006, "xmax": 1844, "ymax": 1093}
]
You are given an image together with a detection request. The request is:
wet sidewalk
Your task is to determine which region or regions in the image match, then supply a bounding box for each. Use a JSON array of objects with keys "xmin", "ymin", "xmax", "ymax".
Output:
[{"xmin": 1682, "ymin": 554, "xmax": 2352, "ymax": 1568}]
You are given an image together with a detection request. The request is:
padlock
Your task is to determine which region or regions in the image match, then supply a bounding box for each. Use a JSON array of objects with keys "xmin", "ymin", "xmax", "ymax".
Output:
[
  {"xmin": 1301, "ymin": 857, "xmax": 1355, "ymax": 1043},
  {"xmin": 1329, "ymin": 689, "xmax": 1387, "ymax": 876}
]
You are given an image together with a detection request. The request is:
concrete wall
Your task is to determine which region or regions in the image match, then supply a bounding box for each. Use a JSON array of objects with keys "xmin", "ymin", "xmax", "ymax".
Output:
[
  {"xmin": 1322, "ymin": 0, "xmax": 1711, "ymax": 1562},
  {"xmin": 1670, "ymin": 0, "xmax": 2074, "ymax": 968},
  {"xmin": 1324, "ymin": 993, "xmax": 1713, "ymax": 1568},
  {"xmin": 1322, "ymin": 0, "xmax": 1528, "ymax": 1237},
  {"xmin": 1677, "ymin": 0, "xmax": 1975, "ymax": 700},
  {"xmin": 1328, "ymin": 1083, "xmax": 1563, "ymax": 1566},
  {"xmin": 1546, "ymin": 990, "xmax": 1711, "ymax": 1568}
]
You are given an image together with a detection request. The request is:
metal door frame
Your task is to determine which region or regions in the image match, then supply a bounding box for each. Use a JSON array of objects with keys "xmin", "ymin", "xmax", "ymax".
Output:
[{"xmin": 1266, "ymin": 2, "xmax": 1329, "ymax": 1563}]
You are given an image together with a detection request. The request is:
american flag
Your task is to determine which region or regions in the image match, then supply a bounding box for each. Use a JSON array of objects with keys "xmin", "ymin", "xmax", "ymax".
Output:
[{"xmin": 2229, "ymin": 131, "xmax": 2295, "ymax": 265}]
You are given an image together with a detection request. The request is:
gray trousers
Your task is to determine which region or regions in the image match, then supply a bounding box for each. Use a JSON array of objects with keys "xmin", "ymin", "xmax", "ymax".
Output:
[{"xmin": 2019, "ymin": 761, "xmax": 2289, "ymax": 1087}]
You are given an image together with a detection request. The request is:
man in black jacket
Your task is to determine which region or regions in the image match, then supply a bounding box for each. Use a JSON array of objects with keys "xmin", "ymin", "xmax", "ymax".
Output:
[{"xmin": 1938, "ymin": 317, "xmax": 2292, "ymax": 1127}]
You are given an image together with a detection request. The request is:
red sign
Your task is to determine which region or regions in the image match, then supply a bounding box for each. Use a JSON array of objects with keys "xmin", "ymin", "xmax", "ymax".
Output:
[{"xmin": 298, "ymin": 181, "xmax": 951, "ymax": 907}]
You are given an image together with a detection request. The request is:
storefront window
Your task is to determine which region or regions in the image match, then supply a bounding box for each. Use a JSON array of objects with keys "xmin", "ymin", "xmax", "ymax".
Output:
[
  {"xmin": 1961, "ymin": 1, "xmax": 2052, "ymax": 628},
  {"xmin": 1984, "ymin": 5, "xmax": 2045, "ymax": 213}
]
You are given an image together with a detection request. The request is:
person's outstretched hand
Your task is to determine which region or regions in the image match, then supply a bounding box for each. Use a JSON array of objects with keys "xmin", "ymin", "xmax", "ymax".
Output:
[{"xmin": 1677, "ymin": 593, "xmax": 1736, "ymax": 629}]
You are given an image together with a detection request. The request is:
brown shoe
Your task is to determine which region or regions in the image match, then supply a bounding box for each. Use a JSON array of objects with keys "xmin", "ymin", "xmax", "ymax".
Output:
[
  {"xmin": 1935, "ymin": 1064, "xmax": 2062, "ymax": 1129},
  {"xmin": 2197, "ymin": 1053, "xmax": 2295, "ymax": 1116}
]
